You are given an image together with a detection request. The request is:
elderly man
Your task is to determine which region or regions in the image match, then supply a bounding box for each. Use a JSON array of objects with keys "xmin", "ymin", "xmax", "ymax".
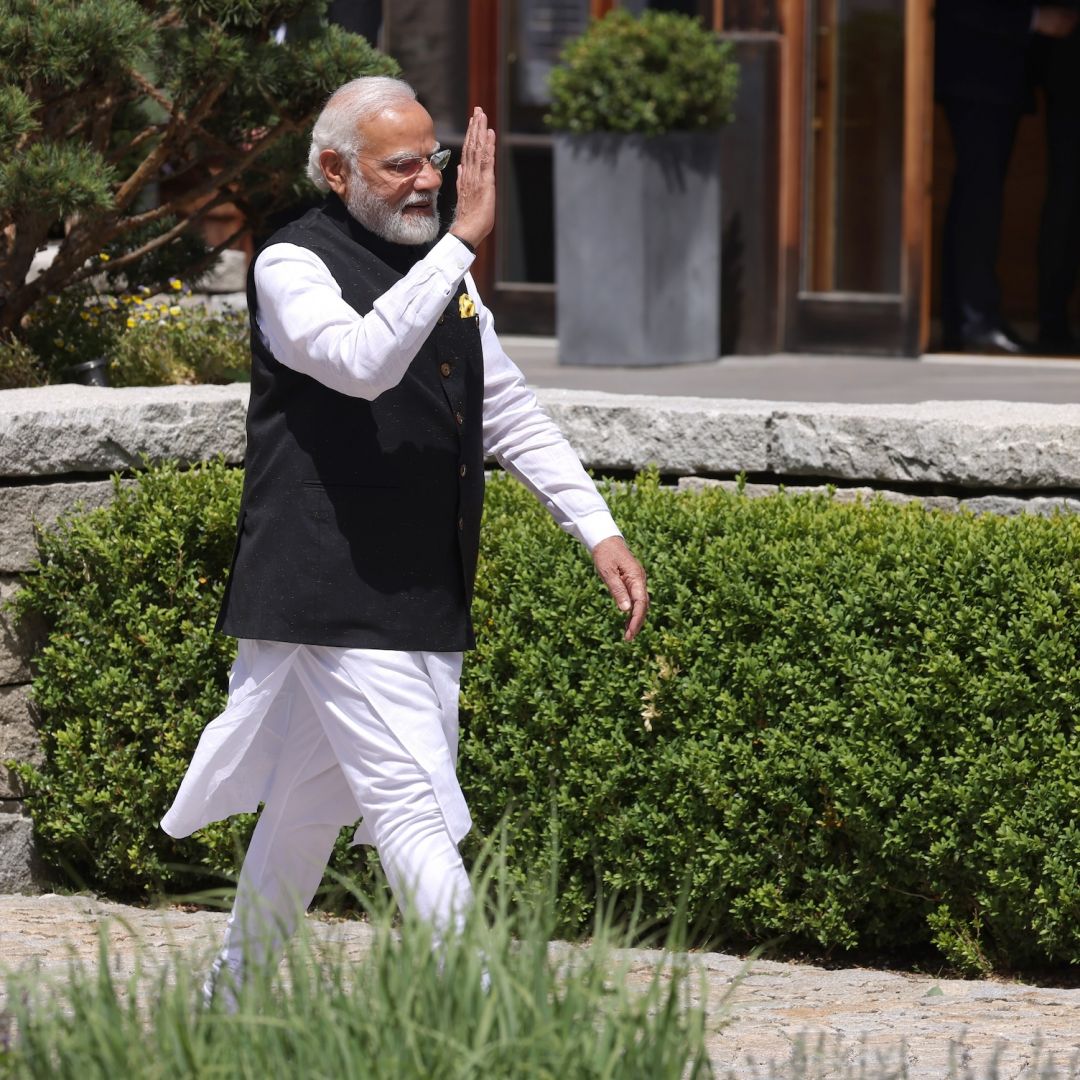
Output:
[{"xmin": 161, "ymin": 76, "xmax": 648, "ymax": 1000}]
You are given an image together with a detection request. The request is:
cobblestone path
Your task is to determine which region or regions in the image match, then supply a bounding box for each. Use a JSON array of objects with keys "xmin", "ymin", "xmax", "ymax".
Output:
[{"xmin": 1, "ymin": 894, "xmax": 1078, "ymax": 1078}]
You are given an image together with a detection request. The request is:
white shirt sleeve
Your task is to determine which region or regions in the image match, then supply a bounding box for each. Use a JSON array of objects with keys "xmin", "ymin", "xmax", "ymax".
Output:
[
  {"xmin": 254, "ymin": 233, "xmax": 620, "ymax": 553},
  {"xmin": 470, "ymin": 272, "xmax": 622, "ymax": 553},
  {"xmin": 253, "ymin": 232, "xmax": 475, "ymax": 400}
]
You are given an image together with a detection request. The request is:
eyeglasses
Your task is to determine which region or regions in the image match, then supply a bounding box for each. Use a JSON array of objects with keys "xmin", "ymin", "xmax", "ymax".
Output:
[{"xmin": 362, "ymin": 148, "xmax": 452, "ymax": 179}]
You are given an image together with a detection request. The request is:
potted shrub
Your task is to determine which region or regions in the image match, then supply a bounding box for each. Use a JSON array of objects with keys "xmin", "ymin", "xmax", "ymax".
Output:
[{"xmin": 547, "ymin": 10, "xmax": 738, "ymax": 366}]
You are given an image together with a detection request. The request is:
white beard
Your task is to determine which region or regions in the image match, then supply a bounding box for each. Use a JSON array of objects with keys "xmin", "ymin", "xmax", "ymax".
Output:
[{"xmin": 346, "ymin": 181, "xmax": 441, "ymax": 245}]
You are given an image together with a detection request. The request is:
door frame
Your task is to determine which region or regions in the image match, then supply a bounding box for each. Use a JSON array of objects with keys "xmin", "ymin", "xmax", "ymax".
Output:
[{"xmin": 780, "ymin": 0, "xmax": 933, "ymax": 356}]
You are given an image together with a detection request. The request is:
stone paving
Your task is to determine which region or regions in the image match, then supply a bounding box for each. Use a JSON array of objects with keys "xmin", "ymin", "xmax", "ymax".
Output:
[{"xmin": 2, "ymin": 894, "xmax": 1079, "ymax": 1077}]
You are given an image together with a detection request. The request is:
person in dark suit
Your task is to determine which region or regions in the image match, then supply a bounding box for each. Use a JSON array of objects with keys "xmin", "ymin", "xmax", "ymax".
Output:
[
  {"xmin": 1034, "ymin": 13, "xmax": 1080, "ymax": 352},
  {"xmin": 936, "ymin": 0, "xmax": 1078, "ymax": 353}
]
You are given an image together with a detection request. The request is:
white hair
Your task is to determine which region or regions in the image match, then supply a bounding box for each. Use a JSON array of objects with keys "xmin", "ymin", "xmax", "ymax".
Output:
[{"xmin": 306, "ymin": 76, "xmax": 418, "ymax": 192}]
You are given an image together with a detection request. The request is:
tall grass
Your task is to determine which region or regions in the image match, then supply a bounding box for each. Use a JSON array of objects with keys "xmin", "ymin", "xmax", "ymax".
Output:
[{"xmin": 0, "ymin": 856, "xmax": 715, "ymax": 1080}]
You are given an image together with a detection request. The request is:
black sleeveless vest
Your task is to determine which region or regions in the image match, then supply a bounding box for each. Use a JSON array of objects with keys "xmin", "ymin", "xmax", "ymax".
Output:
[{"xmin": 217, "ymin": 195, "xmax": 486, "ymax": 651}]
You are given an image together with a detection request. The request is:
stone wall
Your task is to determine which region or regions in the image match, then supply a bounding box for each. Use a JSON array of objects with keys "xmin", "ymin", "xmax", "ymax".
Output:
[{"xmin": 3, "ymin": 384, "xmax": 1080, "ymax": 891}]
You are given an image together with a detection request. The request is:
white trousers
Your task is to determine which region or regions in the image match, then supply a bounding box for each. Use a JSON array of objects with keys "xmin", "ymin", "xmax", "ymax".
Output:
[{"xmin": 206, "ymin": 641, "xmax": 473, "ymax": 981}]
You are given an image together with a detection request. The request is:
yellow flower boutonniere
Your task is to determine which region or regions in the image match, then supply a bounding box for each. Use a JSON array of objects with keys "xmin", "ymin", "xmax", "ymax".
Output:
[{"xmin": 458, "ymin": 294, "xmax": 476, "ymax": 319}]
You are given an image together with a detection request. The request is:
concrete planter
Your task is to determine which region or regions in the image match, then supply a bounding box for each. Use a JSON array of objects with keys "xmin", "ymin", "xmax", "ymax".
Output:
[{"xmin": 554, "ymin": 132, "xmax": 722, "ymax": 367}]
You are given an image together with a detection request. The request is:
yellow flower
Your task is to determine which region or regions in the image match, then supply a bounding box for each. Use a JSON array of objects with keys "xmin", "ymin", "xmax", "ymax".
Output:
[
  {"xmin": 133, "ymin": 296, "xmax": 143, "ymax": 305},
  {"xmin": 138, "ymin": 286, "xmax": 151, "ymax": 296},
  {"xmin": 169, "ymin": 278, "xmax": 182, "ymax": 291},
  {"xmin": 98, "ymin": 252, "xmax": 110, "ymax": 262},
  {"xmin": 169, "ymin": 305, "xmax": 182, "ymax": 317},
  {"xmin": 108, "ymin": 298, "xmax": 118, "ymax": 310},
  {"xmin": 126, "ymin": 317, "xmax": 136, "ymax": 328}
]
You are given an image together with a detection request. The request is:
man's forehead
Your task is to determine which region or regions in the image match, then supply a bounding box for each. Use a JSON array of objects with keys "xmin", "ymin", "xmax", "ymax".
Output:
[{"xmin": 359, "ymin": 102, "xmax": 436, "ymax": 155}]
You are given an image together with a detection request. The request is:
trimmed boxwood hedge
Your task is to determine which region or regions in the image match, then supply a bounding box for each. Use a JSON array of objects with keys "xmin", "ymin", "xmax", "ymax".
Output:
[{"xmin": 12, "ymin": 462, "xmax": 1080, "ymax": 973}]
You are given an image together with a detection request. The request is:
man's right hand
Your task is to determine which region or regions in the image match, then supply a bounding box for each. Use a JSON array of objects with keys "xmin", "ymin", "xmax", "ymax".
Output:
[
  {"xmin": 450, "ymin": 107, "xmax": 496, "ymax": 250},
  {"xmin": 1033, "ymin": 6, "xmax": 1079, "ymax": 37}
]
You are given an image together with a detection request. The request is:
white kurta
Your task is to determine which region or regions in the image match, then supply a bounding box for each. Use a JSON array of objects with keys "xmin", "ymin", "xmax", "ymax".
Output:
[
  {"xmin": 162, "ymin": 641, "xmax": 468, "ymax": 846},
  {"xmin": 162, "ymin": 230, "xmax": 619, "ymax": 844}
]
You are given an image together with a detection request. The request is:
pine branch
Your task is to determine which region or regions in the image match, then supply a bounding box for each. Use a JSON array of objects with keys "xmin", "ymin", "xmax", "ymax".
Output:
[
  {"xmin": 112, "ymin": 79, "xmax": 230, "ymax": 213},
  {"xmin": 160, "ymin": 223, "xmax": 248, "ymax": 292},
  {"xmin": 66, "ymin": 190, "xmax": 238, "ymax": 283},
  {"xmin": 88, "ymin": 98, "xmax": 120, "ymax": 157},
  {"xmin": 0, "ymin": 211, "xmax": 51, "ymax": 294},
  {"xmin": 0, "ymin": 212, "xmax": 76, "ymax": 332},
  {"xmin": 119, "ymin": 117, "xmax": 299, "ymax": 234},
  {"xmin": 153, "ymin": 9, "xmax": 183, "ymax": 31},
  {"xmin": 105, "ymin": 123, "xmax": 165, "ymax": 165},
  {"xmin": 126, "ymin": 66, "xmax": 174, "ymax": 117}
]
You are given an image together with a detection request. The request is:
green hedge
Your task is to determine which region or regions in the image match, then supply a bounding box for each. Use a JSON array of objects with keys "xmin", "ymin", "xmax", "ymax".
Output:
[{"xmin": 14, "ymin": 463, "xmax": 1080, "ymax": 972}]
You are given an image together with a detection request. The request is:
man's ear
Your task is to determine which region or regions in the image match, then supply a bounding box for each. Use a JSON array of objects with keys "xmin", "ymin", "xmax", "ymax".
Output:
[{"xmin": 319, "ymin": 148, "xmax": 349, "ymax": 198}]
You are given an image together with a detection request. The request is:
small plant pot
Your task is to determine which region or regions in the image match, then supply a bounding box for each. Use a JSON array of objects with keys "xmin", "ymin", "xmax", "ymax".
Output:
[{"xmin": 63, "ymin": 357, "xmax": 110, "ymax": 387}]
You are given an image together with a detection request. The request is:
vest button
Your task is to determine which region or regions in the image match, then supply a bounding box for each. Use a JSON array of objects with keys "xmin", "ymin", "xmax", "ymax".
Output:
[
  {"xmin": 455, "ymin": 411, "xmax": 464, "ymax": 425},
  {"xmin": 440, "ymin": 362, "xmax": 452, "ymax": 377},
  {"xmin": 458, "ymin": 516, "xmax": 464, "ymax": 530},
  {"xmin": 459, "ymin": 464, "xmax": 467, "ymax": 477},
  {"xmin": 437, "ymin": 315, "xmax": 445, "ymax": 325}
]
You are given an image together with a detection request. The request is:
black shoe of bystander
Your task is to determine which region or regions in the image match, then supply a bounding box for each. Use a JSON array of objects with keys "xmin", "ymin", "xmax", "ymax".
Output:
[{"xmin": 943, "ymin": 325, "xmax": 1030, "ymax": 355}]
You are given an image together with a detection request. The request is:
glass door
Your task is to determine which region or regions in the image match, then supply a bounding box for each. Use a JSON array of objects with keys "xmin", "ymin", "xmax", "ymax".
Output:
[{"xmin": 785, "ymin": 0, "xmax": 932, "ymax": 355}]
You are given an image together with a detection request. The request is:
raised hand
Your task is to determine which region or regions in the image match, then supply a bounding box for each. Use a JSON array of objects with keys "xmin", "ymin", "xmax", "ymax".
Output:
[{"xmin": 450, "ymin": 107, "xmax": 497, "ymax": 250}]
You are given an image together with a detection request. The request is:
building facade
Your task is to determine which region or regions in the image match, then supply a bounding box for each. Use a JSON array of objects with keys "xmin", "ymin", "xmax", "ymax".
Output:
[{"xmin": 355, "ymin": 1, "xmax": 1067, "ymax": 358}]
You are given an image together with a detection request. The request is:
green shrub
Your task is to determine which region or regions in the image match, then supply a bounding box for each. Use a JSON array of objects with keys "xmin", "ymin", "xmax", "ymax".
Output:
[
  {"xmin": 466, "ymin": 476, "xmax": 1080, "ymax": 973},
  {"xmin": 14, "ymin": 465, "xmax": 1080, "ymax": 972},
  {"xmin": 0, "ymin": 333, "xmax": 47, "ymax": 389},
  {"xmin": 109, "ymin": 305, "xmax": 249, "ymax": 386},
  {"xmin": 17, "ymin": 285, "xmax": 249, "ymax": 387},
  {"xmin": 546, "ymin": 10, "xmax": 739, "ymax": 135},
  {"xmin": 12, "ymin": 461, "xmax": 247, "ymax": 891}
]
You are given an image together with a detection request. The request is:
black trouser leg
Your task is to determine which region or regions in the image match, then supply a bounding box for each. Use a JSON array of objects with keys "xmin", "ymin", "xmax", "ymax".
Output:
[
  {"xmin": 1038, "ymin": 103, "xmax": 1080, "ymax": 341},
  {"xmin": 941, "ymin": 99, "xmax": 1022, "ymax": 342}
]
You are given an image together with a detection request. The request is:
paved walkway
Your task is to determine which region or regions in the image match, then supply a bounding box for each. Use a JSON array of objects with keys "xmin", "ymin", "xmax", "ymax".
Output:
[
  {"xmin": 2, "ymin": 894, "xmax": 1078, "ymax": 1077},
  {"xmin": 503, "ymin": 338, "xmax": 1080, "ymax": 405}
]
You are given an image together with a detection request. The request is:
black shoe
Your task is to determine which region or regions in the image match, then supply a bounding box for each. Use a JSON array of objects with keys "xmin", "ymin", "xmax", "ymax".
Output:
[{"xmin": 955, "ymin": 326, "xmax": 1029, "ymax": 356}]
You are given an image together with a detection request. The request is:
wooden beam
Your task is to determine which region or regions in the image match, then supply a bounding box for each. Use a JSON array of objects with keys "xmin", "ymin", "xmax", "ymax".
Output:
[
  {"xmin": 467, "ymin": 0, "xmax": 498, "ymax": 295},
  {"xmin": 467, "ymin": 0, "xmax": 498, "ymax": 117},
  {"xmin": 902, "ymin": 0, "xmax": 934, "ymax": 354},
  {"xmin": 712, "ymin": 0, "xmax": 725, "ymax": 30},
  {"xmin": 777, "ymin": 0, "xmax": 805, "ymax": 347},
  {"xmin": 590, "ymin": 0, "xmax": 616, "ymax": 19},
  {"xmin": 808, "ymin": 0, "xmax": 838, "ymax": 292}
]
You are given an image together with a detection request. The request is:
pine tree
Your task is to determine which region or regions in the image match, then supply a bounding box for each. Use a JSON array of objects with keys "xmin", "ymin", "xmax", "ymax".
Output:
[{"xmin": 0, "ymin": 0, "xmax": 398, "ymax": 334}]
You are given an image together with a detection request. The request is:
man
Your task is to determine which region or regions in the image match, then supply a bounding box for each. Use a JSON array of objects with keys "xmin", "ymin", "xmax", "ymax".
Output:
[
  {"xmin": 161, "ymin": 76, "xmax": 648, "ymax": 1000},
  {"xmin": 935, "ymin": 0, "xmax": 1078, "ymax": 353}
]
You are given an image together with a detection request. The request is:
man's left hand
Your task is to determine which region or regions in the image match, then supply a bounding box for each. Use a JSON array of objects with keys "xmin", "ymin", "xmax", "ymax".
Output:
[{"xmin": 592, "ymin": 536, "xmax": 649, "ymax": 642}]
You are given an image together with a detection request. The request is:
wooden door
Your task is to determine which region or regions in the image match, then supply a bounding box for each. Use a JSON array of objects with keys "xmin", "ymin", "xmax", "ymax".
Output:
[{"xmin": 782, "ymin": 0, "xmax": 932, "ymax": 355}]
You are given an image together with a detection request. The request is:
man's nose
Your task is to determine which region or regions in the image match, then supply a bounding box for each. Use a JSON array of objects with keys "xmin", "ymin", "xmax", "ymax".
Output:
[{"xmin": 413, "ymin": 160, "xmax": 442, "ymax": 191}]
